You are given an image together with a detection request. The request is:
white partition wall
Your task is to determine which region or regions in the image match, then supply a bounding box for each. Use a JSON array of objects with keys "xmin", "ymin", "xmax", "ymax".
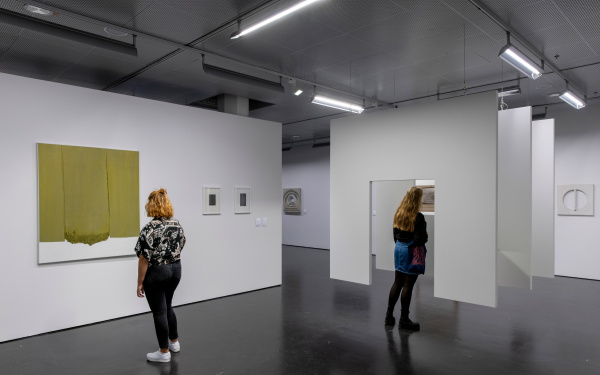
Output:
[
  {"xmin": 497, "ymin": 108, "xmax": 533, "ymax": 289},
  {"xmin": 0, "ymin": 73, "xmax": 282, "ymax": 342},
  {"xmin": 532, "ymin": 119, "xmax": 555, "ymax": 278},
  {"xmin": 331, "ymin": 91, "xmax": 498, "ymax": 307},
  {"xmin": 371, "ymin": 180, "xmax": 415, "ymax": 271}
]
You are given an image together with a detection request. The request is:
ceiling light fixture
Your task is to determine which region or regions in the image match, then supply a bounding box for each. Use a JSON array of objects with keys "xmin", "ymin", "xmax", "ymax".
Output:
[
  {"xmin": 294, "ymin": 90, "xmax": 303, "ymax": 96},
  {"xmin": 497, "ymin": 86, "xmax": 521, "ymax": 97},
  {"xmin": 0, "ymin": 9, "xmax": 137, "ymax": 56},
  {"xmin": 559, "ymin": 89, "xmax": 586, "ymax": 109},
  {"xmin": 499, "ymin": 44, "xmax": 542, "ymax": 80},
  {"xmin": 23, "ymin": 4, "xmax": 53, "ymax": 16},
  {"xmin": 230, "ymin": 0, "xmax": 322, "ymax": 39},
  {"xmin": 311, "ymin": 95, "xmax": 364, "ymax": 113}
]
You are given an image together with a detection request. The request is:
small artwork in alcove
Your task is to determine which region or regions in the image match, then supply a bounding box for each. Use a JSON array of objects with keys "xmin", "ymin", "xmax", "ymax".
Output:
[
  {"xmin": 234, "ymin": 187, "xmax": 251, "ymax": 214},
  {"xmin": 203, "ymin": 186, "xmax": 221, "ymax": 215},
  {"xmin": 417, "ymin": 185, "xmax": 434, "ymax": 212},
  {"xmin": 283, "ymin": 188, "xmax": 301, "ymax": 214}
]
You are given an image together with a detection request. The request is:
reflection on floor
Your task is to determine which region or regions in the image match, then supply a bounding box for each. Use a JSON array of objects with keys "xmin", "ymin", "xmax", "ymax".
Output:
[{"xmin": 1, "ymin": 245, "xmax": 599, "ymax": 374}]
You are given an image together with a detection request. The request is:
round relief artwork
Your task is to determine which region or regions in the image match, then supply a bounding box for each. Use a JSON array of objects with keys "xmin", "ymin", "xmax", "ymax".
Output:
[{"xmin": 557, "ymin": 184, "xmax": 594, "ymax": 216}]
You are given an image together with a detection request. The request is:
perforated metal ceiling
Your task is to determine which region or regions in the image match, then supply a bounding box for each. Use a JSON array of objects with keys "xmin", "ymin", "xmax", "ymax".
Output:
[{"xmin": 0, "ymin": 0, "xmax": 598, "ymax": 143}]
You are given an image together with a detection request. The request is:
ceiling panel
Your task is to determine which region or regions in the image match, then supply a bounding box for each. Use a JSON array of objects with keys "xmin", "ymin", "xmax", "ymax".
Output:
[
  {"xmin": 304, "ymin": 0, "xmax": 407, "ymax": 34},
  {"xmin": 37, "ymin": 0, "xmax": 157, "ymax": 25},
  {"xmin": 124, "ymin": 2, "xmax": 216, "ymax": 45},
  {"xmin": 289, "ymin": 34, "xmax": 381, "ymax": 66},
  {"xmin": 552, "ymin": 0, "xmax": 600, "ymax": 21},
  {"xmin": 248, "ymin": 13, "xmax": 343, "ymax": 52}
]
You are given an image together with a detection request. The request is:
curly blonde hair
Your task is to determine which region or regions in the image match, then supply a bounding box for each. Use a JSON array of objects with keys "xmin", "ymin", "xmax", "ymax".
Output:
[
  {"xmin": 393, "ymin": 187, "xmax": 423, "ymax": 231},
  {"xmin": 145, "ymin": 188, "xmax": 174, "ymax": 218}
]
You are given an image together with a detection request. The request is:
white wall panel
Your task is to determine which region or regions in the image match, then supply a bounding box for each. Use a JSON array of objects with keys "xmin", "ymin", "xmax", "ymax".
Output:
[
  {"xmin": 372, "ymin": 180, "xmax": 414, "ymax": 271},
  {"xmin": 532, "ymin": 119, "xmax": 555, "ymax": 278},
  {"xmin": 552, "ymin": 102, "xmax": 600, "ymax": 280},
  {"xmin": 0, "ymin": 73, "xmax": 282, "ymax": 342},
  {"xmin": 331, "ymin": 91, "xmax": 498, "ymax": 307},
  {"xmin": 497, "ymin": 108, "xmax": 532, "ymax": 289}
]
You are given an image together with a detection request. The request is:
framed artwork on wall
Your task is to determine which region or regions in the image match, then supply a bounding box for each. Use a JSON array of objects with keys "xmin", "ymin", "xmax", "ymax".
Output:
[
  {"xmin": 557, "ymin": 184, "xmax": 594, "ymax": 216},
  {"xmin": 417, "ymin": 185, "xmax": 435, "ymax": 212},
  {"xmin": 234, "ymin": 187, "xmax": 251, "ymax": 214},
  {"xmin": 37, "ymin": 143, "xmax": 140, "ymax": 264},
  {"xmin": 203, "ymin": 186, "xmax": 221, "ymax": 215},
  {"xmin": 283, "ymin": 188, "xmax": 301, "ymax": 214}
]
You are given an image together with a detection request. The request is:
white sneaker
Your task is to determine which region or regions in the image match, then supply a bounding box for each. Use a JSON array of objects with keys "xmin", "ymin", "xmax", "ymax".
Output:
[
  {"xmin": 146, "ymin": 350, "xmax": 171, "ymax": 363},
  {"xmin": 169, "ymin": 340, "xmax": 180, "ymax": 353}
]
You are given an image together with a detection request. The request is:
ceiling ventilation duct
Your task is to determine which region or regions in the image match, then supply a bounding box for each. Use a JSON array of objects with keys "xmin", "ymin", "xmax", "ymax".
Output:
[{"xmin": 202, "ymin": 63, "xmax": 284, "ymax": 93}]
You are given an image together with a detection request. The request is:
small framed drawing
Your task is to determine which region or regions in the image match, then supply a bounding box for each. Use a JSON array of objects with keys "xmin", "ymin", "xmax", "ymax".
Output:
[
  {"xmin": 203, "ymin": 186, "xmax": 221, "ymax": 215},
  {"xmin": 234, "ymin": 187, "xmax": 251, "ymax": 214},
  {"xmin": 283, "ymin": 188, "xmax": 301, "ymax": 214}
]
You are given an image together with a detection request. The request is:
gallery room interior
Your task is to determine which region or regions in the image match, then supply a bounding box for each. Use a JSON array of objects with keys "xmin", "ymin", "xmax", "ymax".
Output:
[{"xmin": 0, "ymin": 0, "xmax": 599, "ymax": 373}]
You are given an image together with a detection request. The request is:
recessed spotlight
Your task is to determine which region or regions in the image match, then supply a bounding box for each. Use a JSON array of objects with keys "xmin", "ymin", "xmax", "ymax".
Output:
[
  {"xmin": 292, "ymin": 135, "xmax": 300, "ymax": 139},
  {"xmin": 294, "ymin": 90, "xmax": 303, "ymax": 96},
  {"xmin": 24, "ymin": 4, "xmax": 53, "ymax": 16},
  {"xmin": 104, "ymin": 27, "xmax": 128, "ymax": 37}
]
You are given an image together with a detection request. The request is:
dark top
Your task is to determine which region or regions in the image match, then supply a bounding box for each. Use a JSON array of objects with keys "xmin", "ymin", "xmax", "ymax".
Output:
[
  {"xmin": 135, "ymin": 217, "xmax": 186, "ymax": 267},
  {"xmin": 393, "ymin": 212, "xmax": 428, "ymax": 246}
]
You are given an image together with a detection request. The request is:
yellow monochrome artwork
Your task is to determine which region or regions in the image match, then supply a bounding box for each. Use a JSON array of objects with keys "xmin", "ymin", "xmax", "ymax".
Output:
[{"xmin": 38, "ymin": 143, "xmax": 139, "ymax": 263}]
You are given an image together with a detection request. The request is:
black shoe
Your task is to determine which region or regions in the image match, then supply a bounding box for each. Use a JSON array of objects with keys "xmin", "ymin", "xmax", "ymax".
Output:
[
  {"xmin": 399, "ymin": 317, "xmax": 420, "ymax": 331},
  {"xmin": 384, "ymin": 314, "xmax": 396, "ymax": 327}
]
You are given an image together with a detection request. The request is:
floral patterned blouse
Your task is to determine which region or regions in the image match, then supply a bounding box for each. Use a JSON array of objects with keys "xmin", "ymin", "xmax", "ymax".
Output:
[{"xmin": 135, "ymin": 217, "xmax": 186, "ymax": 267}]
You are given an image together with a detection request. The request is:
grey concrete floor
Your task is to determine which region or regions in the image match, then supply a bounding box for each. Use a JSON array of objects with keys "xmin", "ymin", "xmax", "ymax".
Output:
[{"xmin": 1, "ymin": 245, "xmax": 599, "ymax": 374}]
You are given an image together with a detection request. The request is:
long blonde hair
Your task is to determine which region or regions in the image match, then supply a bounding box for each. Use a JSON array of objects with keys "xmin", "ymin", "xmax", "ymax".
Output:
[{"xmin": 393, "ymin": 187, "xmax": 423, "ymax": 231}]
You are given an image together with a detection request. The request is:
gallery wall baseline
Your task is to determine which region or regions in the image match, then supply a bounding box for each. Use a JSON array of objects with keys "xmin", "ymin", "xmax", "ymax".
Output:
[{"xmin": 0, "ymin": 72, "xmax": 282, "ymax": 343}]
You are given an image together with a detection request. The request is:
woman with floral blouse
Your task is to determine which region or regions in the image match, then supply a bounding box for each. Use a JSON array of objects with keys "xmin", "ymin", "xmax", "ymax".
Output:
[{"xmin": 135, "ymin": 188, "xmax": 186, "ymax": 363}]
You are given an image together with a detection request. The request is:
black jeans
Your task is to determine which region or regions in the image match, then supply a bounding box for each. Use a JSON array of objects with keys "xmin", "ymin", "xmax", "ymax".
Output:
[{"xmin": 143, "ymin": 261, "xmax": 182, "ymax": 349}]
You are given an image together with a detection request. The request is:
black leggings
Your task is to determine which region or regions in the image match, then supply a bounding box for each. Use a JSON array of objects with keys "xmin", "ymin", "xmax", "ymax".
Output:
[
  {"xmin": 387, "ymin": 271, "xmax": 418, "ymax": 318},
  {"xmin": 143, "ymin": 261, "xmax": 181, "ymax": 349}
]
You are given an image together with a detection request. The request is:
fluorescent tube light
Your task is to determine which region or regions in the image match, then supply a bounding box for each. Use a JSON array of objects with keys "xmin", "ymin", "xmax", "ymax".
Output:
[
  {"xmin": 497, "ymin": 86, "xmax": 521, "ymax": 97},
  {"xmin": 311, "ymin": 95, "xmax": 364, "ymax": 113},
  {"xmin": 294, "ymin": 90, "xmax": 303, "ymax": 96},
  {"xmin": 559, "ymin": 90, "xmax": 586, "ymax": 109},
  {"xmin": 499, "ymin": 44, "xmax": 542, "ymax": 80},
  {"xmin": 230, "ymin": 0, "xmax": 322, "ymax": 39}
]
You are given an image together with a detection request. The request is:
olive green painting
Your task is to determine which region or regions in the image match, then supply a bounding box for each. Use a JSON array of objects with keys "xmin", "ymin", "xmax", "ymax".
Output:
[
  {"xmin": 38, "ymin": 144, "xmax": 65, "ymax": 242},
  {"xmin": 107, "ymin": 149, "xmax": 140, "ymax": 238},
  {"xmin": 38, "ymin": 144, "xmax": 139, "ymax": 247}
]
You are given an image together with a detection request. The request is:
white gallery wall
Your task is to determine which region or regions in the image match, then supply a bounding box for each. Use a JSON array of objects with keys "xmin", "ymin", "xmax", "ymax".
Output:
[
  {"xmin": 497, "ymin": 107, "xmax": 532, "ymax": 289},
  {"xmin": 331, "ymin": 91, "xmax": 499, "ymax": 307},
  {"xmin": 0, "ymin": 72, "xmax": 282, "ymax": 342},
  {"xmin": 551, "ymin": 102, "xmax": 600, "ymax": 280},
  {"xmin": 282, "ymin": 143, "xmax": 330, "ymax": 250}
]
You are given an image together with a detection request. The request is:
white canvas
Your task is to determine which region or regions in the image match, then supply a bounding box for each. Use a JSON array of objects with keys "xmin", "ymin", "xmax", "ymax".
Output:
[{"xmin": 331, "ymin": 91, "xmax": 498, "ymax": 307}]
